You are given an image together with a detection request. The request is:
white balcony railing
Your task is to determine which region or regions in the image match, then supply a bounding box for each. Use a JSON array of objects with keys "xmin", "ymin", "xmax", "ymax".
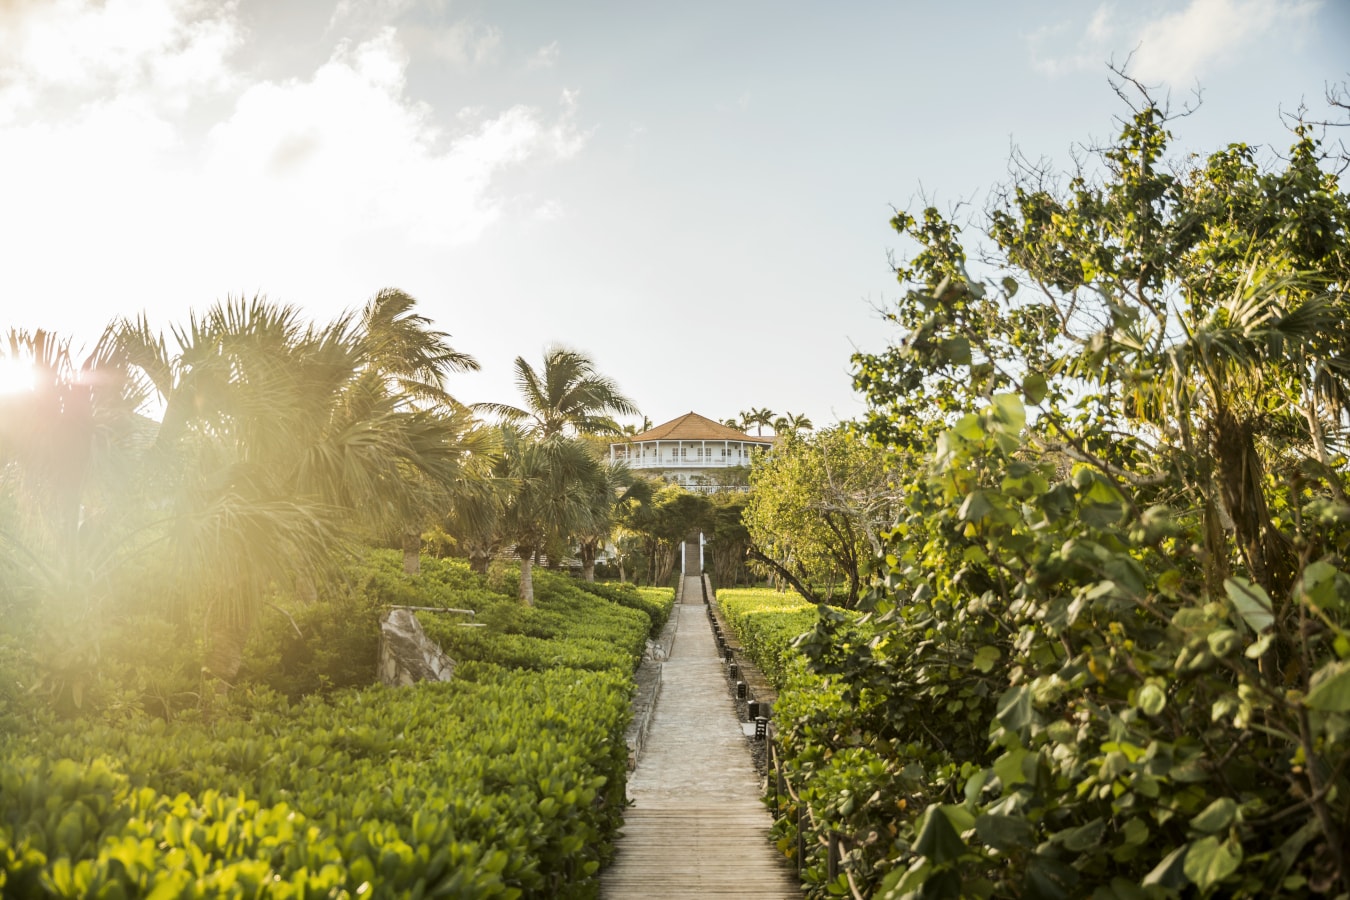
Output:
[{"xmin": 621, "ymin": 457, "xmax": 748, "ymax": 469}]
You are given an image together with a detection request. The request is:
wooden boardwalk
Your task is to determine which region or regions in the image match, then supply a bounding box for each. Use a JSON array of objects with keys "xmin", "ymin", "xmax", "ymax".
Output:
[{"xmin": 602, "ymin": 577, "xmax": 801, "ymax": 899}]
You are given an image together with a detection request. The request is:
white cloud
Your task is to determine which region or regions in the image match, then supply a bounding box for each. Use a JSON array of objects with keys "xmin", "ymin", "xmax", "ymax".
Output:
[
  {"xmin": 1132, "ymin": 0, "xmax": 1319, "ymax": 84},
  {"xmin": 0, "ymin": 6, "xmax": 586, "ymax": 338},
  {"xmin": 0, "ymin": 0, "xmax": 240, "ymax": 118},
  {"xmin": 1029, "ymin": 0, "xmax": 1320, "ymax": 85},
  {"xmin": 527, "ymin": 40, "xmax": 561, "ymax": 70},
  {"xmin": 201, "ymin": 33, "xmax": 584, "ymax": 246},
  {"xmin": 430, "ymin": 20, "xmax": 502, "ymax": 67}
]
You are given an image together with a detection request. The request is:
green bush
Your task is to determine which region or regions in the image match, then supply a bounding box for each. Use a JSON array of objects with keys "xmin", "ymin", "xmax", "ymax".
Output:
[
  {"xmin": 717, "ymin": 588, "xmax": 844, "ymax": 690},
  {"xmin": 573, "ymin": 580, "xmax": 675, "ymax": 639},
  {"xmin": 0, "ymin": 551, "xmax": 668, "ymax": 898},
  {"xmin": 1, "ymin": 665, "xmax": 630, "ymax": 898}
]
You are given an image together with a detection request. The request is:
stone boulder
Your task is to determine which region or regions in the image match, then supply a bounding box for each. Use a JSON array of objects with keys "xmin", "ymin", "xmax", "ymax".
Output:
[{"xmin": 378, "ymin": 608, "xmax": 456, "ymax": 686}]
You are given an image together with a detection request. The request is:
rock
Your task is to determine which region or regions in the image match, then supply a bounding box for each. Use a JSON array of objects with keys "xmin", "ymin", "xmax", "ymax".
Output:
[{"xmin": 378, "ymin": 608, "xmax": 456, "ymax": 686}]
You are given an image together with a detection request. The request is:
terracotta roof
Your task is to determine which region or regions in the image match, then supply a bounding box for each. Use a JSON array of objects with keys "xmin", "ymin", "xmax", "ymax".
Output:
[{"xmin": 619, "ymin": 412, "xmax": 775, "ymax": 444}]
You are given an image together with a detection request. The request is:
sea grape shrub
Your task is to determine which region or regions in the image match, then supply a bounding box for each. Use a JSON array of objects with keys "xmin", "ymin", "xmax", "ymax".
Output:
[
  {"xmin": 717, "ymin": 588, "xmax": 847, "ymax": 691},
  {"xmin": 1, "ymin": 667, "xmax": 630, "ymax": 898},
  {"xmin": 573, "ymin": 580, "xmax": 675, "ymax": 639},
  {"xmin": 805, "ymin": 94, "xmax": 1350, "ymax": 897},
  {"xmin": 785, "ymin": 394, "xmax": 1350, "ymax": 897},
  {"xmin": 416, "ymin": 566, "xmax": 654, "ymax": 674}
]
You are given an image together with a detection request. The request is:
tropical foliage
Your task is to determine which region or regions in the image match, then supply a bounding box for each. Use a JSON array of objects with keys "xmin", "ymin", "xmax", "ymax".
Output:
[
  {"xmin": 745, "ymin": 427, "xmax": 900, "ymax": 607},
  {"xmin": 2, "ymin": 291, "xmax": 493, "ymax": 697},
  {"xmin": 0, "ymin": 553, "xmax": 674, "ymax": 899},
  {"xmin": 768, "ymin": 89, "xmax": 1350, "ymax": 897},
  {"xmin": 479, "ymin": 346, "xmax": 638, "ymax": 439}
]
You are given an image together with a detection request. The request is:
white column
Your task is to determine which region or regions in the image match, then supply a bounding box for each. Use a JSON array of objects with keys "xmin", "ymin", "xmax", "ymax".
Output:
[
  {"xmin": 680, "ymin": 539, "xmax": 686, "ymax": 575},
  {"xmin": 699, "ymin": 532, "xmax": 705, "ymax": 573}
]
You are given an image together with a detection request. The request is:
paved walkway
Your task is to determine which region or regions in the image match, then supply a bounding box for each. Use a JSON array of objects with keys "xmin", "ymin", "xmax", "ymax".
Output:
[{"xmin": 601, "ymin": 576, "xmax": 801, "ymax": 899}]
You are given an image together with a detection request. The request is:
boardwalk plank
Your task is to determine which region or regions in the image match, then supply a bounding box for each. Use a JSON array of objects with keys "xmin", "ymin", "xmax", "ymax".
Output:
[{"xmin": 601, "ymin": 576, "xmax": 800, "ymax": 899}]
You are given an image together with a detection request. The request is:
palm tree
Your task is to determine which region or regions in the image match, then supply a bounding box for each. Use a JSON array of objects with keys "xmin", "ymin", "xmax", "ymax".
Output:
[
  {"xmin": 115, "ymin": 294, "xmax": 491, "ymax": 683},
  {"xmin": 358, "ymin": 287, "xmax": 479, "ymax": 408},
  {"xmin": 773, "ymin": 412, "xmax": 813, "ymax": 436},
  {"xmin": 353, "ymin": 288, "xmax": 490, "ymax": 574},
  {"xmin": 481, "ymin": 346, "xmax": 638, "ymax": 437},
  {"xmin": 0, "ymin": 327, "xmax": 153, "ymax": 622},
  {"xmin": 496, "ymin": 429, "xmax": 603, "ymax": 604},
  {"xmin": 740, "ymin": 407, "xmax": 775, "ymax": 436},
  {"xmin": 576, "ymin": 459, "xmax": 652, "ymax": 582}
]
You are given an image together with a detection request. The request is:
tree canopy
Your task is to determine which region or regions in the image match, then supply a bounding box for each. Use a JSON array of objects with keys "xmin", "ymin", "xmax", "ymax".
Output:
[{"xmin": 778, "ymin": 86, "xmax": 1350, "ymax": 897}]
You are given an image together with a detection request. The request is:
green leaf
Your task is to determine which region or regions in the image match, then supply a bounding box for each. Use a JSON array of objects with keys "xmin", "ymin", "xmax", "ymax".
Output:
[
  {"xmin": 1207, "ymin": 628, "xmax": 1239, "ymax": 657},
  {"xmin": 1136, "ymin": 683, "xmax": 1166, "ymax": 716},
  {"xmin": 1189, "ymin": 797, "xmax": 1237, "ymax": 833},
  {"xmin": 941, "ymin": 337, "xmax": 972, "ymax": 366},
  {"xmin": 952, "ymin": 413, "xmax": 984, "ymax": 441},
  {"xmin": 1182, "ymin": 835, "xmax": 1242, "ymax": 890},
  {"xmin": 1224, "ymin": 577, "xmax": 1274, "ymax": 633},
  {"xmin": 973, "ymin": 645, "xmax": 1001, "ymax": 673},
  {"xmin": 1305, "ymin": 660, "xmax": 1350, "ymax": 712},
  {"xmin": 914, "ymin": 803, "xmax": 967, "ymax": 864},
  {"xmin": 1093, "ymin": 876, "xmax": 1149, "ymax": 900},
  {"xmin": 959, "ymin": 491, "xmax": 994, "ymax": 523},
  {"xmin": 975, "ymin": 812, "xmax": 1033, "ymax": 852},
  {"xmin": 1121, "ymin": 817, "xmax": 1149, "ymax": 846},
  {"xmin": 1023, "ymin": 372, "xmax": 1048, "ymax": 405},
  {"xmin": 1298, "ymin": 560, "xmax": 1338, "ymax": 606},
  {"xmin": 1143, "ymin": 844, "xmax": 1189, "ymax": 889},
  {"xmin": 1058, "ymin": 817, "xmax": 1106, "ymax": 852},
  {"xmin": 1244, "ymin": 632, "xmax": 1274, "ymax": 659},
  {"xmin": 995, "ymin": 685, "xmax": 1033, "ymax": 733},
  {"xmin": 993, "ymin": 746, "xmax": 1030, "ymax": 789},
  {"xmin": 990, "ymin": 393, "xmax": 1026, "ymax": 433}
]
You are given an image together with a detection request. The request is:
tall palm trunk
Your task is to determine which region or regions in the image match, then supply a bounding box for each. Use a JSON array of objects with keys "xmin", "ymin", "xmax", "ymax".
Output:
[
  {"xmin": 204, "ymin": 606, "xmax": 253, "ymax": 694},
  {"xmin": 402, "ymin": 530, "xmax": 422, "ymax": 575},
  {"xmin": 516, "ymin": 544, "xmax": 535, "ymax": 605},
  {"xmin": 1211, "ymin": 407, "xmax": 1296, "ymax": 599},
  {"xmin": 580, "ymin": 538, "xmax": 598, "ymax": 582}
]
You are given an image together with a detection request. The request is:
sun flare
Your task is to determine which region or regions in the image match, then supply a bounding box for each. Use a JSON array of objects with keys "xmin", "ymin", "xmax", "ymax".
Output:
[{"xmin": 0, "ymin": 357, "xmax": 36, "ymax": 394}]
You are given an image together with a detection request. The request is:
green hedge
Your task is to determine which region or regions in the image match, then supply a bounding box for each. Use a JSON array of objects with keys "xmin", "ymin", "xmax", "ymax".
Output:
[
  {"xmin": 0, "ymin": 553, "xmax": 672, "ymax": 899},
  {"xmin": 410, "ymin": 566, "xmax": 654, "ymax": 673},
  {"xmin": 716, "ymin": 588, "xmax": 832, "ymax": 690},
  {"xmin": 1, "ymin": 666, "xmax": 629, "ymax": 899},
  {"xmin": 572, "ymin": 581, "xmax": 674, "ymax": 639}
]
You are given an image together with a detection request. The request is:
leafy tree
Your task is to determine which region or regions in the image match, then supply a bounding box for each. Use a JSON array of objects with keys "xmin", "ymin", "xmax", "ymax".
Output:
[
  {"xmin": 744, "ymin": 427, "xmax": 899, "ymax": 607},
  {"xmin": 705, "ymin": 491, "xmax": 753, "ymax": 588},
  {"xmin": 481, "ymin": 346, "xmax": 638, "ymax": 438},
  {"xmin": 618, "ymin": 484, "xmax": 711, "ymax": 584},
  {"xmin": 780, "ymin": 86, "xmax": 1350, "ymax": 897},
  {"xmin": 2, "ymin": 291, "xmax": 493, "ymax": 701},
  {"xmin": 575, "ymin": 459, "xmax": 651, "ymax": 583}
]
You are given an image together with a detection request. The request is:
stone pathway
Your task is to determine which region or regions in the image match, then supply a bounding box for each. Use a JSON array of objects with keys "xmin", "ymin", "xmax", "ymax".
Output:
[{"xmin": 601, "ymin": 576, "xmax": 801, "ymax": 899}]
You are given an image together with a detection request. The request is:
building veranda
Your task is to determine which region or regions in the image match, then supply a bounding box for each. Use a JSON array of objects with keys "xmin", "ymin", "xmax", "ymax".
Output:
[{"xmin": 609, "ymin": 412, "xmax": 775, "ymax": 574}]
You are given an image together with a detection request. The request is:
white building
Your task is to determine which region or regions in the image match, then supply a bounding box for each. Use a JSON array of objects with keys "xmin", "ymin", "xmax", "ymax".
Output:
[
  {"xmin": 608, "ymin": 411, "xmax": 775, "ymax": 494},
  {"xmin": 609, "ymin": 412, "xmax": 775, "ymax": 575}
]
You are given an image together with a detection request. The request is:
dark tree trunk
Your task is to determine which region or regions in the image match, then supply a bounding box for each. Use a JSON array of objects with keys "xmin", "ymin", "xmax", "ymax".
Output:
[
  {"xmin": 747, "ymin": 545, "xmax": 822, "ymax": 605},
  {"xmin": 1211, "ymin": 408, "xmax": 1296, "ymax": 599}
]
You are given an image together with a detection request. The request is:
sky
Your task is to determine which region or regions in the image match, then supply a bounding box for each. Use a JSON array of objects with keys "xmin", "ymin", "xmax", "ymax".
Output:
[{"xmin": 1, "ymin": 0, "xmax": 1346, "ymax": 431}]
